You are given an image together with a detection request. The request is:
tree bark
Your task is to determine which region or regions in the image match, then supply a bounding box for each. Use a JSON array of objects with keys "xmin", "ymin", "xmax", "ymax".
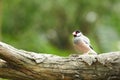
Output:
[{"xmin": 0, "ymin": 42, "xmax": 120, "ymax": 80}]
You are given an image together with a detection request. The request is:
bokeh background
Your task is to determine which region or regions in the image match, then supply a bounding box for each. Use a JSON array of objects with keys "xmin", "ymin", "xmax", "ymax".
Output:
[
  {"xmin": 0, "ymin": 0, "xmax": 120, "ymax": 79},
  {"xmin": 1, "ymin": 0, "xmax": 120, "ymax": 55}
]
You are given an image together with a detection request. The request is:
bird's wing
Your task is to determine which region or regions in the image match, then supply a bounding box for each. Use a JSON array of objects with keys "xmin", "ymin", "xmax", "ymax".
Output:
[
  {"xmin": 81, "ymin": 35, "xmax": 94, "ymax": 50},
  {"xmin": 83, "ymin": 35, "xmax": 93, "ymax": 49},
  {"xmin": 81, "ymin": 35, "xmax": 90, "ymax": 45}
]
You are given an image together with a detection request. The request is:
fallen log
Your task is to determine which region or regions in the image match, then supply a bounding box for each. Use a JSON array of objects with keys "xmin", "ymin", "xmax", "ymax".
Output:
[{"xmin": 0, "ymin": 42, "xmax": 120, "ymax": 80}]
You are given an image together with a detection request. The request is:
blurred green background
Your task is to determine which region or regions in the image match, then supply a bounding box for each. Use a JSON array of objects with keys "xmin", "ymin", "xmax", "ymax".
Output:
[
  {"xmin": 0, "ymin": 0, "xmax": 120, "ymax": 80},
  {"xmin": 1, "ymin": 0, "xmax": 120, "ymax": 55}
]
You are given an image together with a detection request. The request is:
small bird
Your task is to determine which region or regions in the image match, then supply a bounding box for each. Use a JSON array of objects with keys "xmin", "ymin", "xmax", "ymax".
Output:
[{"xmin": 72, "ymin": 30, "xmax": 97, "ymax": 55}]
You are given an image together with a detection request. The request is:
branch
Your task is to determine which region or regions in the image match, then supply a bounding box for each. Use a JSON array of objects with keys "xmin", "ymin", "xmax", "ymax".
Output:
[{"xmin": 0, "ymin": 42, "xmax": 120, "ymax": 80}]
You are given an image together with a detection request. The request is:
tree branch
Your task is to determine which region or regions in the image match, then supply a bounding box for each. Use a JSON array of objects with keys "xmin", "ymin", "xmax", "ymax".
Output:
[{"xmin": 0, "ymin": 42, "xmax": 120, "ymax": 80}]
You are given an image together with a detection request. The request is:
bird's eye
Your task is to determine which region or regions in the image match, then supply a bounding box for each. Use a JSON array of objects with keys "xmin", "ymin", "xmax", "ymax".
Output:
[{"xmin": 76, "ymin": 30, "xmax": 80, "ymax": 34}]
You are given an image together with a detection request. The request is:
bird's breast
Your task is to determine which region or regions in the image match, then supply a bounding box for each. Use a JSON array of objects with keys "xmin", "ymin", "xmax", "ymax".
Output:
[{"xmin": 74, "ymin": 40, "xmax": 90, "ymax": 53}]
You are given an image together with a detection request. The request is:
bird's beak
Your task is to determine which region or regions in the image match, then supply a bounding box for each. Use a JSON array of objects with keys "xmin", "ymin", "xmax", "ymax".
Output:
[
  {"xmin": 72, "ymin": 32, "xmax": 77, "ymax": 37},
  {"xmin": 72, "ymin": 32, "xmax": 76, "ymax": 35}
]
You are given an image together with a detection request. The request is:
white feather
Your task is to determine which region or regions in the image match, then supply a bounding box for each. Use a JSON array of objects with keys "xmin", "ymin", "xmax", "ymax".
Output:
[{"xmin": 81, "ymin": 35, "xmax": 90, "ymax": 45}]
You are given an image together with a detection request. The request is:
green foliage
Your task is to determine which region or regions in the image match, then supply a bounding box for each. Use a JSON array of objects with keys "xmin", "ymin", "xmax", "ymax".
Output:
[
  {"xmin": 1, "ymin": 0, "xmax": 120, "ymax": 57},
  {"xmin": 0, "ymin": 78, "xmax": 8, "ymax": 80}
]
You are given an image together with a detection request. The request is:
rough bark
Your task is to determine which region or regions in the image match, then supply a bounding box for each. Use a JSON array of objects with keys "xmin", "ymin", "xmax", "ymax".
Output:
[{"xmin": 0, "ymin": 42, "xmax": 120, "ymax": 80}]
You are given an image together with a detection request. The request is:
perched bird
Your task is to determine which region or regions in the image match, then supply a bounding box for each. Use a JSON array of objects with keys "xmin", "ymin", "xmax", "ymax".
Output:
[{"xmin": 72, "ymin": 30, "xmax": 97, "ymax": 55}]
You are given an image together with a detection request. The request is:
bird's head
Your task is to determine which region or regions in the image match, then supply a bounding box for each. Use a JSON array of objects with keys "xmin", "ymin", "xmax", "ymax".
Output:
[{"xmin": 72, "ymin": 30, "xmax": 82, "ymax": 37}]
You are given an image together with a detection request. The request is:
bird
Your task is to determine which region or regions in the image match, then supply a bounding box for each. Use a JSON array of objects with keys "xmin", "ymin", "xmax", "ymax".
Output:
[{"xmin": 72, "ymin": 30, "xmax": 97, "ymax": 55}]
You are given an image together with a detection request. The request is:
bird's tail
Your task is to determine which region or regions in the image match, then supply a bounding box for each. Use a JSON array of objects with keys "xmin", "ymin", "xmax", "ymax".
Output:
[{"xmin": 89, "ymin": 49, "xmax": 97, "ymax": 55}]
